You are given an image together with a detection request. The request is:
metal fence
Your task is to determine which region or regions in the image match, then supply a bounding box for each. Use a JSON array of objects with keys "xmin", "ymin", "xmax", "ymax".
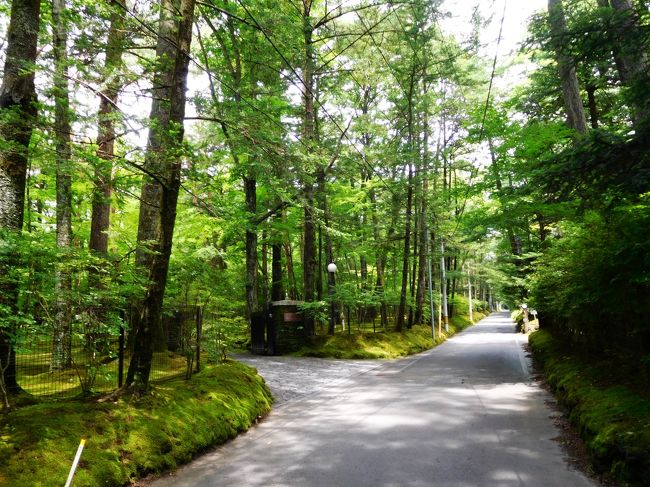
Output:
[
  {"xmin": 313, "ymin": 304, "xmax": 402, "ymax": 335},
  {"xmin": 15, "ymin": 307, "xmax": 204, "ymax": 398}
]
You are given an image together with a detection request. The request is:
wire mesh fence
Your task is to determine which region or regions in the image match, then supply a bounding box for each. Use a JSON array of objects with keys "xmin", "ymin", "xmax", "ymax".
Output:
[
  {"xmin": 15, "ymin": 306, "xmax": 204, "ymax": 399},
  {"xmin": 14, "ymin": 301, "xmax": 438, "ymax": 398}
]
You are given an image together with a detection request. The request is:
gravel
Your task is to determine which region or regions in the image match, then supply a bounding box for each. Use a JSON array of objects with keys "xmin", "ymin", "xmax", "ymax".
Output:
[{"xmin": 232, "ymin": 353, "xmax": 387, "ymax": 405}]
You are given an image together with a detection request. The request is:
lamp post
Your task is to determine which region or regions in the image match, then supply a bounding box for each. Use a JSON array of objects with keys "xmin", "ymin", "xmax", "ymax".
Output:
[{"xmin": 327, "ymin": 262, "xmax": 337, "ymax": 335}]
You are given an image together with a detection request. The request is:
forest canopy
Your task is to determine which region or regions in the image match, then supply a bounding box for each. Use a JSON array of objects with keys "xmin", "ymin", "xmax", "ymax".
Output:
[{"xmin": 0, "ymin": 0, "xmax": 648, "ymax": 402}]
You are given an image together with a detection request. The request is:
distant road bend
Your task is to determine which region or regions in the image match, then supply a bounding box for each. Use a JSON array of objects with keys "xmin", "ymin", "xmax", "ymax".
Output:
[{"xmin": 152, "ymin": 313, "xmax": 595, "ymax": 487}]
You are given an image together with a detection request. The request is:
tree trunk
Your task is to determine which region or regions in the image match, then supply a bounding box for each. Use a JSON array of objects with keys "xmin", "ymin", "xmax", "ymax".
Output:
[
  {"xmin": 609, "ymin": 0, "xmax": 649, "ymax": 125},
  {"xmin": 300, "ymin": 3, "xmax": 317, "ymax": 335},
  {"xmin": 244, "ymin": 176, "xmax": 258, "ymax": 321},
  {"xmin": 317, "ymin": 222, "xmax": 323, "ymax": 301},
  {"xmin": 0, "ymin": 0, "xmax": 40, "ymax": 394},
  {"xmin": 261, "ymin": 229, "xmax": 268, "ymax": 302},
  {"xmin": 88, "ymin": 2, "xmax": 125, "ymax": 349},
  {"xmin": 302, "ymin": 184, "xmax": 316, "ymax": 330},
  {"xmin": 489, "ymin": 137, "xmax": 523, "ymax": 261},
  {"xmin": 396, "ymin": 68, "xmax": 417, "ymax": 332},
  {"xmin": 548, "ymin": 0, "xmax": 588, "ymax": 134},
  {"xmin": 396, "ymin": 164, "xmax": 414, "ymax": 333},
  {"xmin": 316, "ymin": 167, "xmax": 337, "ymax": 333},
  {"xmin": 440, "ymin": 237, "xmax": 449, "ymax": 332},
  {"xmin": 449, "ymin": 256, "xmax": 458, "ymax": 319},
  {"xmin": 271, "ymin": 240, "xmax": 284, "ymax": 301},
  {"xmin": 315, "ymin": 167, "xmax": 328, "ymax": 300},
  {"xmin": 284, "ymin": 242, "xmax": 297, "ymax": 300},
  {"xmin": 408, "ymin": 204, "xmax": 418, "ymax": 328},
  {"xmin": 51, "ymin": 0, "xmax": 73, "ymax": 371},
  {"xmin": 586, "ymin": 84, "xmax": 599, "ymax": 129},
  {"xmin": 126, "ymin": 0, "xmax": 196, "ymax": 393},
  {"xmin": 370, "ymin": 188, "xmax": 388, "ymax": 328},
  {"xmin": 415, "ymin": 176, "xmax": 429, "ymax": 325},
  {"xmin": 90, "ymin": 1, "xmax": 124, "ymax": 256}
]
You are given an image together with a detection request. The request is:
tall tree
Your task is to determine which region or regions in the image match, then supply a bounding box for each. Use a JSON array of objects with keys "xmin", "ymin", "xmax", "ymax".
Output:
[
  {"xmin": 395, "ymin": 71, "xmax": 415, "ymax": 332},
  {"xmin": 51, "ymin": 0, "xmax": 74, "ymax": 370},
  {"xmin": 126, "ymin": 0, "xmax": 196, "ymax": 393},
  {"xmin": 414, "ymin": 108, "xmax": 430, "ymax": 325},
  {"xmin": 90, "ymin": 1, "xmax": 126, "ymax": 257},
  {"xmin": 608, "ymin": 0, "xmax": 649, "ymax": 125},
  {"xmin": 0, "ymin": 0, "xmax": 41, "ymax": 396},
  {"xmin": 301, "ymin": 0, "xmax": 318, "ymax": 335},
  {"xmin": 548, "ymin": 0, "xmax": 588, "ymax": 134}
]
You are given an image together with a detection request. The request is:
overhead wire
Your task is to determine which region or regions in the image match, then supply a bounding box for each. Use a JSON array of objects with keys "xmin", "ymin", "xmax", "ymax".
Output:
[
  {"xmin": 94, "ymin": 1, "xmax": 312, "ymax": 217},
  {"xmin": 112, "ymin": 0, "xmax": 499, "ymax": 212},
  {"xmin": 452, "ymin": 0, "xmax": 508, "ymax": 237},
  {"xmin": 114, "ymin": 0, "xmax": 309, "ymax": 151},
  {"xmin": 478, "ymin": 0, "xmax": 507, "ymax": 143},
  {"xmin": 233, "ymin": 0, "xmax": 401, "ymax": 196},
  {"xmin": 118, "ymin": 0, "xmax": 402, "ymax": 196}
]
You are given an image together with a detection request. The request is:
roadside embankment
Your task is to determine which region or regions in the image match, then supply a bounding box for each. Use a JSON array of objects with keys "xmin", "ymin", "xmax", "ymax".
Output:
[
  {"xmin": 0, "ymin": 361, "xmax": 272, "ymax": 487},
  {"xmin": 529, "ymin": 330, "xmax": 650, "ymax": 486},
  {"xmin": 294, "ymin": 311, "xmax": 487, "ymax": 359}
]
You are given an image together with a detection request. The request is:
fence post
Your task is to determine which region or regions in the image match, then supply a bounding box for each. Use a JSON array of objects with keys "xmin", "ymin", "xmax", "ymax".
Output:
[
  {"xmin": 118, "ymin": 312, "xmax": 125, "ymax": 388},
  {"xmin": 195, "ymin": 306, "xmax": 203, "ymax": 373}
]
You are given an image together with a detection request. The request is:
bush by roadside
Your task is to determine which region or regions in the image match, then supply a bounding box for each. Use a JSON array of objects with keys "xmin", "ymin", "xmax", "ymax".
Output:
[
  {"xmin": 0, "ymin": 361, "xmax": 273, "ymax": 487},
  {"xmin": 529, "ymin": 330, "xmax": 650, "ymax": 486}
]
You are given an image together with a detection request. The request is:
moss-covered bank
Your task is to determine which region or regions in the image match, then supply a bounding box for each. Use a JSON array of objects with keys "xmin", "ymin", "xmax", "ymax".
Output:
[
  {"xmin": 295, "ymin": 311, "xmax": 486, "ymax": 359},
  {"xmin": 529, "ymin": 330, "xmax": 650, "ymax": 486},
  {"xmin": 0, "ymin": 361, "xmax": 273, "ymax": 486}
]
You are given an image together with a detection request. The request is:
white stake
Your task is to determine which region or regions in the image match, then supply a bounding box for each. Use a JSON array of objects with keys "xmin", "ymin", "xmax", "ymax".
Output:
[{"xmin": 64, "ymin": 439, "xmax": 86, "ymax": 487}]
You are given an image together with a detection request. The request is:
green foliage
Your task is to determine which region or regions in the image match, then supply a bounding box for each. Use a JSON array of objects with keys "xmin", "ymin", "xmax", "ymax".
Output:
[
  {"xmin": 528, "ymin": 131, "xmax": 650, "ymax": 212},
  {"xmin": 530, "ymin": 199, "xmax": 650, "ymax": 361},
  {"xmin": 0, "ymin": 229, "xmax": 145, "ymax": 400},
  {"xmin": 530, "ymin": 330, "xmax": 650, "ymax": 485},
  {"xmin": 0, "ymin": 361, "xmax": 272, "ymax": 486},
  {"xmin": 511, "ymin": 309, "xmax": 525, "ymax": 328},
  {"xmin": 297, "ymin": 301, "xmax": 329, "ymax": 329},
  {"xmin": 202, "ymin": 317, "xmax": 249, "ymax": 363}
]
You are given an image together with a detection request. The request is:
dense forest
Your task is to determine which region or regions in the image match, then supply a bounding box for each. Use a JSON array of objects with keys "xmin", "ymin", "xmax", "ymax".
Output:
[{"xmin": 0, "ymin": 0, "xmax": 648, "ymax": 407}]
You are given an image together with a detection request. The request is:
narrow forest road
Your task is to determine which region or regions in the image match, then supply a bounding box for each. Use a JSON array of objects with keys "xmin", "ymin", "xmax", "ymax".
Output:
[{"xmin": 151, "ymin": 313, "xmax": 595, "ymax": 487}]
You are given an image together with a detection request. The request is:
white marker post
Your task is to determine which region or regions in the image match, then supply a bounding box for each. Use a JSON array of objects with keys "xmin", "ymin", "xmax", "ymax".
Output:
[{"xmin": 64, "ymin": 439, "xmax": 86, "ymax": 487}]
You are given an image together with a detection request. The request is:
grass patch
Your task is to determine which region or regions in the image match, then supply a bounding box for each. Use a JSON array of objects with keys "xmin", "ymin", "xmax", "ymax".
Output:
[
  {"xmin": 529, "ymin": 330, "xmax": 650, "ymax": 486},
  {"xmin": 0, "ymin": 360, "xmax": 273, "ymax": 486},
  {"xmin": 295, "ymin": 312, "xmax": 486, "ymax": 359}
]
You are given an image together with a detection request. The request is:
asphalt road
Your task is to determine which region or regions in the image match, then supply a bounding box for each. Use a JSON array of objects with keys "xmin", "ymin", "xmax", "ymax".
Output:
[{"xmin": 151, "ymin": 313, "xmax": 596, "ymax": 487}]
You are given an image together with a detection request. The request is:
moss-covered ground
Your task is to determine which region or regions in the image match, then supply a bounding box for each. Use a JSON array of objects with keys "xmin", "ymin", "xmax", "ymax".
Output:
[
  {"xmin": 529, "ymin": 330, "xmax": 650, "ymax": 486},
  {"xmin": 0, "ymin": 360, "xmax": 273, "ymax": 487},
  {"xmin": 295, "ymin": 311, "xmax": 486, "ymax": 359}
]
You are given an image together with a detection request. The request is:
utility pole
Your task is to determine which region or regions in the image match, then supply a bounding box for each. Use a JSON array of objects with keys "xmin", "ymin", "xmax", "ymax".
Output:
[
  {"xmin": 440, "ymin": 237, "xmax": 449, "ymax": 332},
  {"xmin": 467, "ymin": 265, "xmax": 473, "ymax": 323},
  {"xmin": 426, "ymin": 230, "xmax": 436, "ymax": 339}
]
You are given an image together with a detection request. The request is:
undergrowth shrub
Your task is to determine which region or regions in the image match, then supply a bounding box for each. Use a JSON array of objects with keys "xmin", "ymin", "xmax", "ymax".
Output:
[{"xmin": 529, "ymin": 198, "xmax": 650, "ymax": 371}]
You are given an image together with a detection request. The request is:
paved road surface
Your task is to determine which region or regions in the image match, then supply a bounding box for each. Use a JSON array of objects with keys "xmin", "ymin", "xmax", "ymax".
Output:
[{"xmin": 152, "ymin": 313, "xmax": 595, "ymax": 487}]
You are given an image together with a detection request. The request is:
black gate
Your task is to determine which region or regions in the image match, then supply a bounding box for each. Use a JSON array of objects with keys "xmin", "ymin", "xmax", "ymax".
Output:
[{"xmin": 251, "ymin": 311, "xmax": 267, "ymax": 355}]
